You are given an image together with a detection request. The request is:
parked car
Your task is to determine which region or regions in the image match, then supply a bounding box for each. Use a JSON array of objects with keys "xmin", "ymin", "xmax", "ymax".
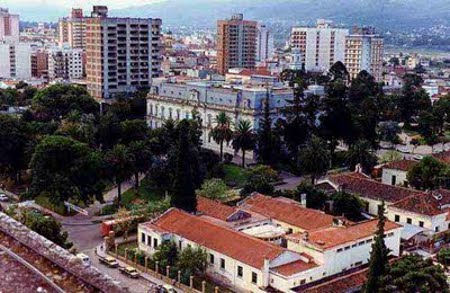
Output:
[
  {"xmin": 119, "ymin": 266, "xmax": 140, "ymax": 278},
  {"xmin": 396, "ymin": 146, "xmax": 411, "ymax": 153},
  {"xmin": 0, "ymin": 194, "xmax": 8, "ymax": 202},
  {"xmin": 98, "ymin": 255, "xmax": 118, "ymax": 268},
  {"xmin": 76, "ymin": 253, "xmax": 91, "ymax": 266},
  {"xmin": 413, "ymin": 155, "xmax": 424, "ymax": 161}
]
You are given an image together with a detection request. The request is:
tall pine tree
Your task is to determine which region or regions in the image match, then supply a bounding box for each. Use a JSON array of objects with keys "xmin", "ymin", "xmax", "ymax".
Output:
[
  {"xmin": 364, "ymin": 201, "xmax": 389, "ymax": 293},
  {"xmin": 171, "ymin": 120, "xmax": 197, "ymax": 212},
  {"xmin": 257, "ymin": 91, "xmax": 274, "ymax": 165}
]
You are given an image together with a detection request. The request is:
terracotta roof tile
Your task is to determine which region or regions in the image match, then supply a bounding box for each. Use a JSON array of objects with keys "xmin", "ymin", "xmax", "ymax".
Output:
[
  {"xmin": 328, "ymin": 173, "xmax": 421, "ymax": 203},
  {"xmin": 384, "ymin": 159, "xmax": 418, "ymax": 171},
  {"xmin": 240, "ymin": 194, "xmax": 335, "ymax": 231},
  {"xmin": 287, "ymin": 219, "xmax": 401, "ymax": 250},
  {"xmin": 271, "ymin": 259, "xmax": 318, "ymax": 277},
  {"xmin": 300, "ymin": 268, "xmax": 367, "ymax": 293},
  {"xmin": 145, "ymin": 208, "xmax": 286, "ymax": 269},
  {"xmin": 196, "ymin": 197, "xmax": 236, "ymax": 221},
  {"xmin": 433, "ymin": 150, "xmax": 450, "ymax": 164},
  {"xmin": 390, "ymin": 189, "xmax": 450, "ymax": 216}
]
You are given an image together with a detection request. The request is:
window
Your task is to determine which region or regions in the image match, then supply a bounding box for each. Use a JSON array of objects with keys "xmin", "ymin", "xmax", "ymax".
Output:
[
  {"xmin": 147, "ymin": 236, "xmax": 151, "ymax": 246},
  {"xmin": 352, "ymin": 244, "xmax": 357, "ymax": 248},
  {"xmin": 344, "ymin": 246, "xmax": 350, "ymax": 250},
  {"xmin": 407, "ymin": 218, "xmax": 412, "ymax": 224},
  {"xmin": 391, "ymin": 175, "xmax": 397, "ymax": 186},
  {"xmin": 358, "ymin": 241, "xmax": 365, "ymax": 246},
  {"xmin": 178, "ymin": 240, "xmax": 182, "ymax": 249},
  {"xmin": 366, "ymin": 239, "xmax": 373, "ymax": 244},
  {"xmin": 153, "ymin": 238, "xmax": 158, "ymax": 248},
  {"xmin": 220, "ymin": 258, "xmax": 225, "ymax": 269},
  {"xmin": 237, "ymin": 266, "xmax": 243, "ymax": 277},
  {"xmin": 394, "ymin": 214, "xmax": 400, "ymax": 222},
  {"xmin": 141, "ymin": 233, "xmax": 145, "ymax": 243},
  {"xmin": 419, "ymin": 221, "xmax": 424, "ymax": 228},
  {"xmin": 251, "ymin": 272, "xmax": 258, "ymax": 284},
  {"xmin": 435, "ymin": 227, "xmax": 440, "ymax": 232},
  {"xmin": 337, "ymin": 248, "xmax": 343, "ymax": 253}
]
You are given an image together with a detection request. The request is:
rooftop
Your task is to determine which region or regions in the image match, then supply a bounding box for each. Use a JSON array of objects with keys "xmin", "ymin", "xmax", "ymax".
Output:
[
  {"xmin": 383, "ymin": 159, "xmax": 418, "ymax": 171},
  {"xmin": 433, "ymin": 150, "xmax": 450, "ymax": 164},
  {"xmin": 143, "ymin": 208, "xmax": 289, "ymax": 269},
  {"xmin": 326, "ymin": 172, "xmax": 422, "ymax": 203},
  {"xmin": 271, "ymin": 258, "xmax": 318, "ymax": 277},
  {"xmin": 287, "ymin": 219, "xmax": 401, "ymax": 250},
  {"xmin": 390, "ymin": 189, "xmax": 450, "ymax": 216},
  {"xmin": 239, "ymin": 193, "xmax": 335, "ymax": 231}
]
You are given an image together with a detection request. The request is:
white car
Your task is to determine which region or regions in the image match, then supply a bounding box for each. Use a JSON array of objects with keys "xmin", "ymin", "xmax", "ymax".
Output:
[
  {"xmin": 76, "ymin": 253, "xmax": 91, "ymax": 266},
  {"xmin": 0, "ymin": 194, "xmax": 8, "ymax": 202},
  {"xmin": 396, "ymin": 146, "xmax": 410, "ymax": 153}
]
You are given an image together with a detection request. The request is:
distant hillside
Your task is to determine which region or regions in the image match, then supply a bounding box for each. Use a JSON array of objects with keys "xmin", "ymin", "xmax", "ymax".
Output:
[{"xmin": 113, "ymin": 0, "xmax": 450, "ymax": 31}]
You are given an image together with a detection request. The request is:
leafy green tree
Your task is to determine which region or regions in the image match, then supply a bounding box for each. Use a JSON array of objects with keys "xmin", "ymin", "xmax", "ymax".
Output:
[
  {"xmin": 177, "ymin": 246, "xmax": 208, "ymax": 283},
  {"xmin": 381, "ymin": 255, "xmax": 448, "ymax": 292},
  {"xmin": 364, "ymin": 202, "xmax": 389, "ymax": 293},
  {"xmin": 389, "ymin": 57, "xmax": 400, "ymax": 67},
  {"xmin": 380, "ymin": 150, "xmax": 403, "ymax": 163},
  {"xmin": 105, "ymin": 144, "xmax": 134, "ymax": 205},
  {"xmin": 32, "ymin": 85, "xmax": 99, "ymax": 120},
  {"xmin": 407, "ymin": 156, "xmax": 450, "ymax": 190},
  {"xmin": 328, "ymin": 61, "xmax": 349, "ymax": 81},
  {"xmin": 299, "ymin": 136, "xmax": 330, "ymax": 185},
  {"xmin": 432, "ymin": 96, "xmax": 450, "ymax": 134},
  {"xmin": 20, "ymin": 210, "xmax": 73, "ymax": 249},
  {"xmin": 0, "ymin": 115, "xmax": 29, "ymax": 182},
  {"xmin": 196, "ymin": 178, "xmax": 228, "ymax": 200},
  {"xmin": 346, "ymin": 140, "xmax": 378, "ymax": 174},
  {"xmin": 437, "ymin": 248, "xmax": 450, "ymax": 266},
  {"xmin": 129, "ymin": 140, "xmax": 153, "ymax": 189},
  {"xmin": 396, "ymin": 75, "xmax": 431, "ymax": 125},
  {"xmin": 378, "ymin": 121, "xmax": 401, "ymax": 145},
  {"xmin": 241, "ymin": 165, "xmax": 277, "ymax": 196},
  {"xmin": 296, "ymin": 182, "xmax": 328, "ymax": 210},
  {"xmin": 120, "ymin": 119, "xmax": 150, "ymax": 145},
  {"xmin": 171, "ymin": 120, "xmax": 197, "ymax": 212},
  {"xmin": 331, "ymin": 192, "xmax": 363, "ymax": 222},
  {"xmin": 210, "ymin": 112, "xmax": 233, "ymax": 161},
  {"xmin": 30, "ymin": 135, "xmax": 105, "ymax": 204},
  {"xmin": 257, "ymin": 96, "xmax": 277, "ymax": 166},
  {"xmin": 232, "ymin": 120, "xmax": 256, "ymax": 168},
  {"xmin": 97, "ymin": 112, "xmax": 122, "ymax": 149},
  {"xmin": 152, "ymin": 241, "xmax": 179, "ymax": 272}
]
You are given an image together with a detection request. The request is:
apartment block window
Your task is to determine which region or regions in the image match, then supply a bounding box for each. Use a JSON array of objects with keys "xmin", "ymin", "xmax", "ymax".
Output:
[
  {"xmin": 251, "ymin": 272, "xmax": 258, "ymax": 284},
  {"xmin": 394, "ymin": 215, "xmax": 400, "ymax": 222},
  {"xmin": 419, "ymin": 221, "xmax": 424, "ymax": 228},
  {"xmin": 153, "ymin": 238, "xmax": 158, "ymax": 248},
  {"xmin": 220, "ymin": 258, "xmax": 225, "ymax": 269},
  {"xmin": 407, "ymin": 218, "xmax": 412, "ymax": 224},
  {"xmin": 209, "ymin": 254, "xmax": 215, "ymax": 264},
  {"xmin": 237, "ymin": 266, "xmax": 243, "ymax": 277}
]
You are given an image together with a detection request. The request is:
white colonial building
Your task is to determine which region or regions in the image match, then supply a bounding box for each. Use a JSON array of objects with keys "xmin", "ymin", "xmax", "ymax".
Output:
[{"xmin": 146, "ymin": 78, "xmax": 293, "ymax": 157}]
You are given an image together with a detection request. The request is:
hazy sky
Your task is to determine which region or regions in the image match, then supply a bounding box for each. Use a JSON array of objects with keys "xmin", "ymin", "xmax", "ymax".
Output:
[{"xmin": 0, "ymin": 0, "xmax": 167, "ymax": 21}]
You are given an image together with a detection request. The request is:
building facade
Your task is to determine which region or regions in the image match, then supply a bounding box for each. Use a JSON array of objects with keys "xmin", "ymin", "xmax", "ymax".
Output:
[
  {"xmin": 58, "ymin": 8, "xmax": 86, "ymax": 50},
  {"xmin": 48, "ymin": 46, "xmax": 84, "ymax": 80},
  {"xmin": 0, "ymin": 42, "xmax": 32, "ymax": 79},
  {"xmin": 85, "ymin": 6, "xmax": 162, "ymax": 101},
  {"xmin": 217, "ymin": 14, "xmax": 257, "ymax": 75},
  {"xmin": 31, "ymin": 49, "xmax": 48, "ymax": 78},
  {"xmin": 0, "ymin": 8, "xmax": 19, "ymax": 43},
  {"xmin": 344, "ymin": 27, "xmax": 384, "ymax": 82},
  {"xmin": 146, "ymin": 78, "xmax": 292, "ymax": 156},
  {"xmin": 290, "ymin": 19, "xmax": 349, "ymax": 73},
  {"xmin": 256, "ymin": 24, "xmax": 274, "ymax": 62}
]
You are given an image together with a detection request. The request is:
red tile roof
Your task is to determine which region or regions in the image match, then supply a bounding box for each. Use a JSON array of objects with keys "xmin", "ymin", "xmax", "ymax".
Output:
[
  {"xmin": 271, "ymin": 259, "xmax": 318, "ymax": 277},
  {"xmin": 287, "ymin": 219, "xmax": 401, "ymax": 250},
  {"xmin": 328, "ymin": 173, "xmax": 422, "ymax": 203},
  {"xmin": 240, "ymin": 194, "xmax": 335, "ymax": 231},
  {"xmin": 384, "ymin": 159, "xmax": 418, "ymax": 171},
  {"xmin": 433, "ymin": 150, "xmax": 450, "ymax": 164},
  {"xmin": 145, "ymin": 208, "xmax": 287, "ymax": 269},
  {"xmin": 390, "ymin": 189, "xmax": 450, "ymax": 216},
  {"xmin": 300, "ymin": 268, "xmax": 367, "ymax": 293},
  {"xmin": 196, "ymin": 197, "xmax": 237, "ymax": 221}
]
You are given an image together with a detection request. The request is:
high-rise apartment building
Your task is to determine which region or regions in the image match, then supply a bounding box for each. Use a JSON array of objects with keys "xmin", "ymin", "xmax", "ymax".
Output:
[
  {"xmin": 85, "ymin": 6, "xmax": 162, "ymax": 101},
  {"xmin": 256, "ymin": 24, "xmax": 274, "ymax": 62},
  {"xmin": 48, "ymin": 46, "xmax": 84, "ymax": 80},
  {"xmin": 290, "ymin": 19, "xmax": 349, "ymax": 72},
  {"xmin": 0, "ymin": 8, "xmax": 19, "ymax": 43},
  {"xmin": 31, "ymin": 49, "xmax": 48, "ymax": 78},
  {"xmin": 58, "ymin": 8, "xmax": 86, "ymax": 50},
  {"xmin": 344, "ymin": 27, "xmax": 384, "ymax": 82},
  {"xmin": 217, "ymin": 14, "xmax": 257, "ymax": 75},
  {"xmin": 0, "ymin": 43, "xmax": 32, "ymax": 79}
]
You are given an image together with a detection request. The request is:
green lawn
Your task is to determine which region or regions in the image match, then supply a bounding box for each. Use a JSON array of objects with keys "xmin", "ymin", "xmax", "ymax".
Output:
[
  {"xmin": 121, "ymin": 178, "xmax": 165, "ymax": 208},
  {"xmin": 222, "ymin": 164, "xmax": 248, "ymax": 187},
  {"xmin": 34, "ymin": 195, "xmax": 75, "ymax": 216}
]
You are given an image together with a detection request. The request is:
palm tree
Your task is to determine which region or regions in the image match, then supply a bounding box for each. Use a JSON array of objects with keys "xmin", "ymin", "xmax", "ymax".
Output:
[
  {"xmin": 346, "ymin": 139, "xmax": 378, "ymax": 174},
  {"xmin": 210, "ymin": 112, "xmax": 233, "ymax": 160},
  {"xmin": 299, "ymin": 136, "xmax": 330, "ymax": 185},
  {"xmin": 105, "ymin": 144, "xmax": 134, "ymax": 206},
  {"xmin": 232, "ymin": 120, "xmax": 256, "ymax": 168}
]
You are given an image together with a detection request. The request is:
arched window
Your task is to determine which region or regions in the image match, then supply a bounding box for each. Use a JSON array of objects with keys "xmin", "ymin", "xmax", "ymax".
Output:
[
  {"xmin": 161, "ymin": 106, "xmax": 165, "ymax": 119},
  {"xmin": 207, "ymin": 114, "xmax": 212, "ymax": 127},
  {"xmin": 176, "ymin": 109, "xmax": 181, "ymax": 120},
  {"xmin": 169, "ymin": 108, "xmax": 173, "ymax": 119},
  {"xmin": 155, "ymin": 105, "xmax": 159, "ymax": 117}
]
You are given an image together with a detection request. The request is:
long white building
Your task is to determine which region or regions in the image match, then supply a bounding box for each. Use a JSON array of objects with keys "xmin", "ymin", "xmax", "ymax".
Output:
[{"xmin": 290, "ymin": 19, "xmax": 349, "ymax": 73}]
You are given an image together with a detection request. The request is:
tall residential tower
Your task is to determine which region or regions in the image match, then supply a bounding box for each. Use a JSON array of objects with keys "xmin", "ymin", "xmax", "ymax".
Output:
[
  {"xmin": 217, "ymin": 14, "xmax": 257, "ymax": 75},
  {"xmin": 0, "ymin": 8, "xmax": 19, "ymax": 43},
  {"xmin": 85, "ymin": 6, "xmax": 162, "ymax": 101},
  {"xmin": 58, "ymin": 8, "xmax": 86, "ymax": 50}
]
